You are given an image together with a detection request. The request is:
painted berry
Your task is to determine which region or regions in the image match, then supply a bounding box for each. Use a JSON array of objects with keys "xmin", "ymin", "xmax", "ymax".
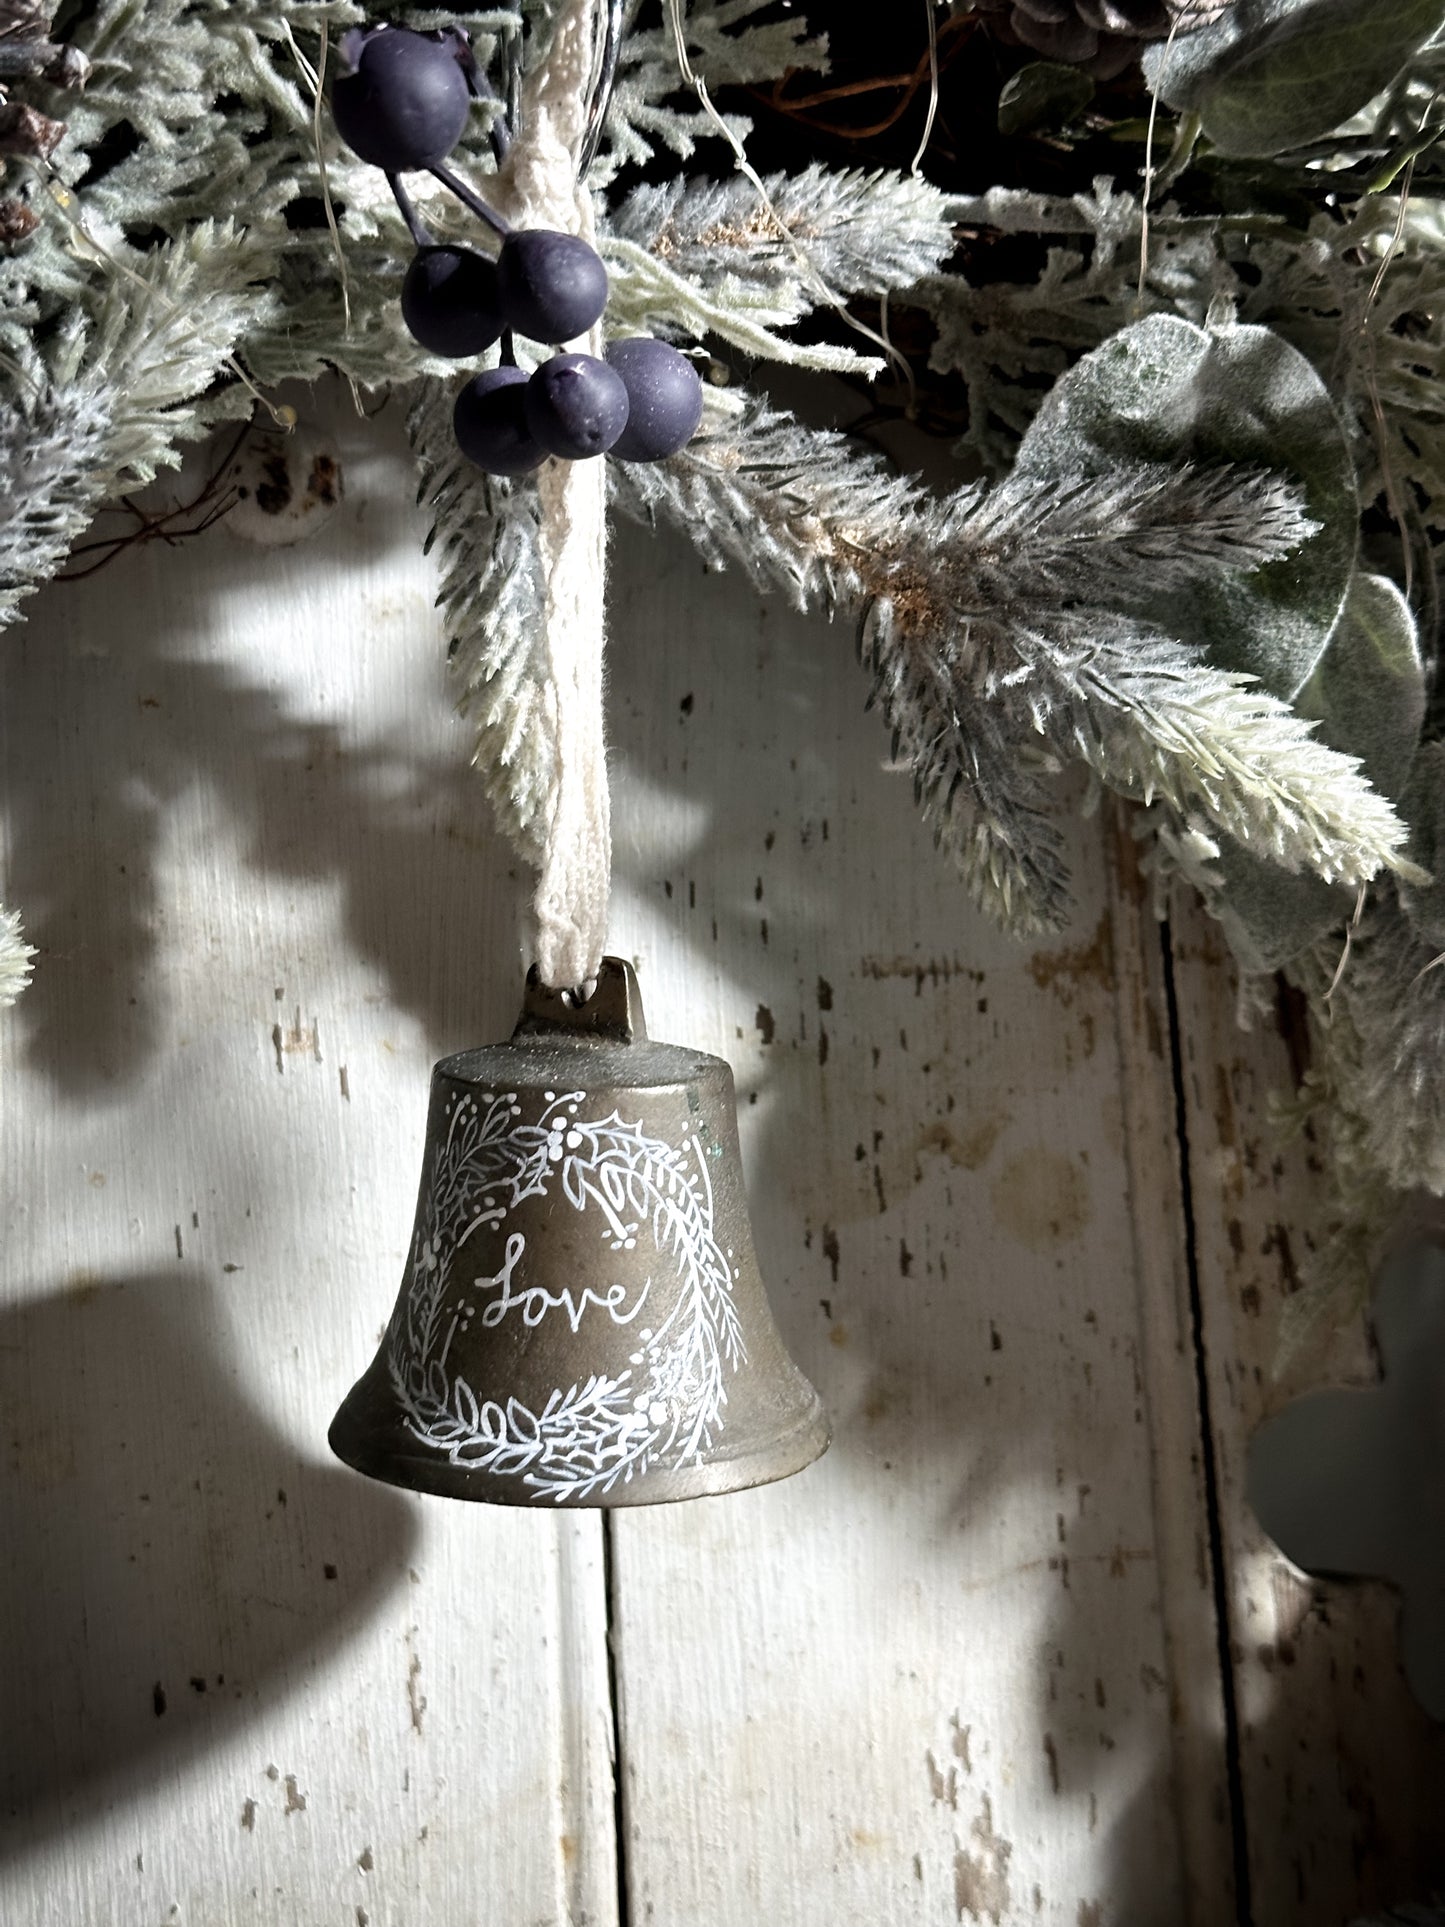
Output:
[
  {"xmin": 331, "ymin": 26, "xmax": 473, "ymax": 173},
  {"xmin": 401, "ymin": 246, "xmax": 503, "ymax": 358},
  {"xmin": 605, "ymin": 339, "xmax": 704, "ymax": 462},
  {"xmin": 454, "ymin": 366, "xmax": 546, "ymax": 476},
  {"xmin": 497, "ymin": 230, "xmax": 608, "ymax": 344},
  {"xmin": 524, "ymin": 354, "xmax": 629, "ymax": 459}
]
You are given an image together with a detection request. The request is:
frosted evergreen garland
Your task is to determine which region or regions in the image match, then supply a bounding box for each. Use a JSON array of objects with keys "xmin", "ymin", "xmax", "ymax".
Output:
[{"xmin": 3, "ymin": 0, "xmax": 1445, "ymax": 1335}]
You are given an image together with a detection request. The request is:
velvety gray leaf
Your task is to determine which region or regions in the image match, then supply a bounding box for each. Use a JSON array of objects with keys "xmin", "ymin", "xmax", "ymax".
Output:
[
  {"xmin": 1300, "ymin": 571, "xmax": 1425, "ymax": 803},
  {"xmin": 1397, "ymin": 741, "xmax": 1445, "ymax": 948},
  {"xmin": 1143, "ymin": 0, "xmax": 1305, "ymax": 110},
  {"xmin": 1147, "ymin": 0, "xmax": 1445, "ymax": 157},
  {"xmin": 997, "ymin": 61, "xmax": 1095, "ymax": 137},
  {"xmin": 1212, "ymin": 573, "xmax": 1422, "ymax": 973},
  {"xmin": 1212, "ymin": 841, "xmax": 1351, "ymax": 974},
  {"xmin": 1013, "ymin": 313, "xmax": 1357, "ymax": 698}
]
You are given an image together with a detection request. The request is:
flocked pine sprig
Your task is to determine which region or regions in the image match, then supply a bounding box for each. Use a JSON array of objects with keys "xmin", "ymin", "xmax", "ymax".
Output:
[
  {"xmin": 0, "ymin": 220, "xmax": 277, "ymax": 627},
  {"xmin": 408, "ymin": 373, "xmax": 554, "ymax": 862},
  {"xmin": 0, "ymin": 905, "xmax": 35, "ymax": 1009},
  {"xmin": 602, "ymin": 163, "xmax": 956, "ymax": 377},
  {"xmin": 609, "ymin": 163, "xmax": 958, "ymax": 309},
  {"xmin": 592, "ymin": 0, "xmax": 826, "ymax": 191},
  {"xmin": 1303, "ymin": 887, "xmax": 1445, "ymax": 1199},
  {"xmin": 611, "ymin": 392, "xmax": 1413, "ymax": 931}
]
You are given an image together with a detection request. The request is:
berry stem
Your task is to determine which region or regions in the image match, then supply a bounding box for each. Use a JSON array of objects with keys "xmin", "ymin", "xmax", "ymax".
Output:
[
  {"xmin": 468, "ymin": 65, "xmax": 513, "ymax": 165},
  {"xmin": 387, "ymin": 173, "xmax": 433, "ymax": 249},
  {"xmin": 427, "ymin": 160, "xmax": 512, "ymax": 238}
]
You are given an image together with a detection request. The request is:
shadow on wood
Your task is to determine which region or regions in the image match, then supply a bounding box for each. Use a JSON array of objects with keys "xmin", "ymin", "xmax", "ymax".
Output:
[{"xmin": 0, "ymin": 1267, "xmax": 418, "ymax": 1850}]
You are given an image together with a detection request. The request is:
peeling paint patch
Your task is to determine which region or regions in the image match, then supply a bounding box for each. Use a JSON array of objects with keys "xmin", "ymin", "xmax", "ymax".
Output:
[
  {"xmin": 272, "ymin": 1006, "xmax": 322, "ymax": 1073},
  {"xmin": 822, "ymin": 1225, "xmax": 840, "ymax": 1283},
  {"xmin": 951, "ymin": 1714, "xmax": 972, "ymax": 1773},
  {"xmin": 284, "ymin": 1774, "xmax": 307, "ymax": 1816},
  {"xmin": 860, "ymin": 953, "xmax": 983, "ymax": 994},
  {"xmin": 240, "ymin": 1799, "xmax": 255, "ymax": 1832},
  {"xmin": 953, "ymin": 1795, "xmax": 1012, "ymax": 1922},
  {"xmin": 406, "ymin": 1626, "xmax": 427, "ymax": 1735},
  {"xmin": 927, "ymin": 1749, "xmax": 959, "ymax": 1809}
]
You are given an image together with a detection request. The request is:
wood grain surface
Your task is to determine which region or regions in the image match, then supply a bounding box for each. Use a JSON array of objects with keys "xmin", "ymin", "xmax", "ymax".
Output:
[{"xmin": 0, "ymin": 386, "xmax": 1437, "ymax": 1925}]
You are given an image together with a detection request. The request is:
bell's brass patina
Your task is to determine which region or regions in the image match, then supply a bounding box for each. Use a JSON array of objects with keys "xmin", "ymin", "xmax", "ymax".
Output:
[{"xmin": 330, "ymin": 958, "xmax": 829, "ymax": 1505}]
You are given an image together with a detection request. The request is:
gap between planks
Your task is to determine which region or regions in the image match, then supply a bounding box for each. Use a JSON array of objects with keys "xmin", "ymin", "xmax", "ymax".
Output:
[{"xmin": 1104, "ymin": 804, "xmax": 1244, "ymax": 1925}]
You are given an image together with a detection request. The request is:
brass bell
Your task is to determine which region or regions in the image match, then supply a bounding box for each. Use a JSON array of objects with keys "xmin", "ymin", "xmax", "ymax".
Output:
[{"xmin": 330, "ymin": 958, "xmax": 829, "ymax": 1505}]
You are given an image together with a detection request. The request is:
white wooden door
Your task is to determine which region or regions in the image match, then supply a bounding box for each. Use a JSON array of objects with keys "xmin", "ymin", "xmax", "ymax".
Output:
[{"xmin": 1, "ymin": 385, "xmax": 1440, "ymax": 1926}]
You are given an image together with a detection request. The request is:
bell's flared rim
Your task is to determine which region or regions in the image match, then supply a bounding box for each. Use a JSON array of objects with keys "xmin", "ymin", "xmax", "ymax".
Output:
[{"xmin": 328, "ymin": 1382, "xmax": 830, "ymax": 1509}]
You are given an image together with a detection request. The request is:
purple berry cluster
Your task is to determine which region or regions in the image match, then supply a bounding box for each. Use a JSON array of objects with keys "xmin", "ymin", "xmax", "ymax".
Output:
[{"xmin": 331, "ymin": 24, "xmax": 704, "ymax": 478}]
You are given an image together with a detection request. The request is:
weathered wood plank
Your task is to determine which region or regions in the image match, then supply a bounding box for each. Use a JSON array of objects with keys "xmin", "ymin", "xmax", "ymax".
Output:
[
  {"xmin": 601, "ymin": 526, "xmax": 1227, "ymax": 1926},
  {"xmin": 1169, "ymin": 893, "xmax": 1445, "ymax": 1924},
  {"xmin": 0, "ymin": 393, "xmax": 617, "ymax": 1927}
]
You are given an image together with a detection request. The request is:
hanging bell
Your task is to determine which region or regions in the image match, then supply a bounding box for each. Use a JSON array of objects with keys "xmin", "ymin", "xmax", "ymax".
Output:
[{"xmin": 329, "ymin": 958, "xmax": 830, "ymax": 1505}]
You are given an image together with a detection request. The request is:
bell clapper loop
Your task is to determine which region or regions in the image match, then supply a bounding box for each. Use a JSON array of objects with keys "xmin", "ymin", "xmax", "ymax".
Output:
[{"xmin": 514, "ymin": 954, "xmax": 647, "ymax": 1044}]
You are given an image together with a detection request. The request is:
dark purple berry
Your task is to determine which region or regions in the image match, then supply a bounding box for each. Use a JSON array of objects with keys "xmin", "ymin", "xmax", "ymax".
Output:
[
  {"xmin": 332, "ymin": 27, "xmax": 473, "ymax": 173},
  {"xmin": 401, "ymin": 246, "xmax": 503, "ymax": 358},
  {"xmin": 524, "ymin": 354, "xmax": 629, "ymax": 460},
  {"xmin": 605, "ymin": 339, "xmax": 704, "ymax": 462},
  {"xmin": 497, "ymin": 230, "xmax": 608, "ymax": 345},
  {"xmin": 454, "ymin": 366, "xmax": 546, "ymax": 476}
]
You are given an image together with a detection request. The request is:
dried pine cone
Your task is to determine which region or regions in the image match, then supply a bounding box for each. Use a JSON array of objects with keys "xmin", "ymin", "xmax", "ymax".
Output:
[{"xmin": 970, "ymin": 0, "xmax": 1232, "ymax": 82}]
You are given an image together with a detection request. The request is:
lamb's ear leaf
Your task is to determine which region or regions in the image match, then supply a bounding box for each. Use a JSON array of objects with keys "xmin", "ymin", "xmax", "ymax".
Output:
[
  {"xmin": 1015, "ymin": 312, "xmax": 1357, "ymax": 699},
  {"xmin": 1210, "ymin": 573, "xmax": 1423, "ymax": 972},
  {"xmin": 1300, "ymin": 572, "xmax": 1425, "ymax": 803},
  {"xmin": 1145, "ymin": 0, "xmax": 1445, "ymax": 159}
]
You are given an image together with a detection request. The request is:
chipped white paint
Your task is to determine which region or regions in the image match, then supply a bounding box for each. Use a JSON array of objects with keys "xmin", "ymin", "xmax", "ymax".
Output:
[{"xmin": 0, "ymin": 380, "xmax": 1435, "ymax": 1925}]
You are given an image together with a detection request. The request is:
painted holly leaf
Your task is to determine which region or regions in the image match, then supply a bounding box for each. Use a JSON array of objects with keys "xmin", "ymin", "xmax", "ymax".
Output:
[
  {"xmin": 1208, "ymin": 572, "xmax": 1426, "ymax": 972},
  {"xmin": 1146, "ymin": 0, "xmax": 1445, "ymax": 158},
  {"xmin": 1013, "ymin": 312, "xmax": 1358, "ymax": 699},
  {"xmin": 1248, "ymin": 1234, "xmax": 1445, "ymax": 1719}
]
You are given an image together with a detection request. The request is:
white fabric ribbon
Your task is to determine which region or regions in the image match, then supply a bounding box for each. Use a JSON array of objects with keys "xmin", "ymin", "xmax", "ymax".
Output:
[{"xmin": 496, "ymin": 0, "xmax": 610, "ymax": 991}]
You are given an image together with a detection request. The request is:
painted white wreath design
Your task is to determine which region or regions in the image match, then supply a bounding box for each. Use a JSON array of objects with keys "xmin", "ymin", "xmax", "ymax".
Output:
[{"xmin": 389, "ymin": 1087, "xmax": 746, "ymax": 1501}]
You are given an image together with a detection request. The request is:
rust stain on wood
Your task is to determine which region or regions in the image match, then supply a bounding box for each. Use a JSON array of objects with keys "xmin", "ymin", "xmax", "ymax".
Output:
[
  {"xmin": 916, "ymin": 1114, "xmax": 1008, "ymax": 1174},
  {"xmin": 272, "ymin": 1006, "xmax": 322, "ymax": 1073},
  {"xmin": 991, "ymin": 1149, "xmax": 1092, "ymax": 1251},
  {"xmin": 1027, "ymin": 913, "xmax": 1115, "ymax": 1005}
]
